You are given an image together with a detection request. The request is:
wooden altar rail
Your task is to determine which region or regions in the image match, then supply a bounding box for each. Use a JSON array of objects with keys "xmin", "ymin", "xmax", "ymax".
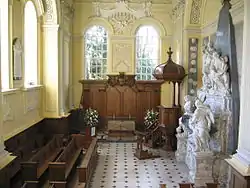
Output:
[
  {"xmin": 21, "ymin": 135, "xmax": 64, "ymax": 181},
  {"xmin": 78, "ymin": 137, "xmax": 98, "ymax": 185},
  {"xmin": 48, "ymin": 135, "xmax": 83, "ymax": 182}
]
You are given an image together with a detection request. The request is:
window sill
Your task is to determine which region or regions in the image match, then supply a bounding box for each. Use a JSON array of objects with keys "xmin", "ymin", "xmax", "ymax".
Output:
[
  {"xmin": 22, "ymin": 84, "xmax": 44, "ymax": 91},
  {"xmin": 1, "ymin": 88, "xmax": 20, "ymax": 95}
]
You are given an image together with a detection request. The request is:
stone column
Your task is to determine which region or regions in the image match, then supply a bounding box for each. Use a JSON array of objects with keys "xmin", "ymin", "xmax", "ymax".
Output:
[{"xmin": 226, "ymin": 0, "xmax": 250, "ymax": 176}]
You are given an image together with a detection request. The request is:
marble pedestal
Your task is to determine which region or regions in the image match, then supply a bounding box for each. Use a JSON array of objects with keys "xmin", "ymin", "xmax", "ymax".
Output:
[{"xmin": 188, "ymin": 152, "xmax": 215, "ymax": 187}]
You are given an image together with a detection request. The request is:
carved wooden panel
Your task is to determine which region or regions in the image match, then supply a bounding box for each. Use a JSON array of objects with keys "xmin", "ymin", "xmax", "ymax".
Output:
[{"xmin": 79, "ymin": 80, "xmax": 163, "ymax": 128}]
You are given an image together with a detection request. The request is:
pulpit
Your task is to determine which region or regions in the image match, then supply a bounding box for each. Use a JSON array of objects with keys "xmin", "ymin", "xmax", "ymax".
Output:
[
  {"xmin": 158, "ymin": 106, "xmax": 181, "ymax": 151},
  {"xmin": 153, "ymin": 47, "xmax": 186, "ymax": 151}
]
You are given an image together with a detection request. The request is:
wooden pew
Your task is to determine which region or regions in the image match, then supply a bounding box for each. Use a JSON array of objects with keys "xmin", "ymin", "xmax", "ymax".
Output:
[
  {"xmin": 48, "ymin": 135, "xmax": 83, "ymax": 182},
  {"xmin": 78, "ymin": 137, "xmax": 98, "ymax": 185},
  {"xmin": 21, "ymin": 135, "xmax": 64, "ymax": 182},
  {"xmin": 49, "ymin": 182, "xmax": 86, "ymax": 188}
]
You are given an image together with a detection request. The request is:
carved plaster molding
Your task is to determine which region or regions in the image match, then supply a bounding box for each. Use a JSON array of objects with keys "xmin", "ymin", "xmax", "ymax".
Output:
[
  {"xmin": 92, "ymin": 0, "xmax": 152, "ymax": 34},
  {"xmin": 169, "ymin": 0, "xmax": 185, "ymax": 22},
  {"xmin": 112, "ymin": 43, "xmax": 132, "ymax": 72},
  {"xmin": 2, "ymin": 95, "xmax": 14, "ymax": 122},
  {"xmin": 190, "ymin": 0, "xmax": 202, "ymax": 25},
  {"xmin": 60, "ymin": 0, "xmax": 75, "ymax": 19},
  {"xmin": 23, "ymin": 90, "xmax": 40, "ymax": 114},
  {"xmin": 44, "ymin": 0, "xmax": 54, "ymax": 22}
]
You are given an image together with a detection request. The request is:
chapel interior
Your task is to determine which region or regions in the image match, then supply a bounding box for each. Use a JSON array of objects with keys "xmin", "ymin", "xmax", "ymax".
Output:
[{"xmin": 0, "ymin": 0, "xmax": 249, "ymax": 188}]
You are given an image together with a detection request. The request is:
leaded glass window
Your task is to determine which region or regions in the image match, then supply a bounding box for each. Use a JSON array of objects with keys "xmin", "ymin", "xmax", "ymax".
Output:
[
  {"xmin": 85, "ymin": 26, "xmax": 108, "ymax": 80},
  {"xmin": 136, "ymin": 26, "xmax": 160, "ymax": 80}
]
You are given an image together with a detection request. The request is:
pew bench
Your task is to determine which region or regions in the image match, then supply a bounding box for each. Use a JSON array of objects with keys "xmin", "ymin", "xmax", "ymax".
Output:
[
  {"xmin": 78, "ymin": 137, "xmax": 98, "ymax": 185},
  {"xmin": 49, "ymin": 182, "xmax": 86, "ymax": 188},
  {"xmin": 49, "ymin": 135, "xmax": 83, "ymax": 182},
  {"xmin": 21, "ymin": 135, "xmax": 64, "ymax": 182}
]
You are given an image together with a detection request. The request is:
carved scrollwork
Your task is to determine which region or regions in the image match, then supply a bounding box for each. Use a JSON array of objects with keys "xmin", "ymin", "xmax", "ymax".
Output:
[
  {"xmin": 44, "ymin": 0, "xmax": 54, "ymax": 22},
  {"xmin": 109, "ymin": 12, "xmax": 136, "ymax": 34},
  {"xmin": 91, "ymin": 0, "xmax": 151, "ymax": 34},
  {"xmin": 170, "ymin": 0, "xmax": 185, "ymax": 22},
  {"xmin": 106, "ymin": 72, "xmax": 136, "ymax": 87}
]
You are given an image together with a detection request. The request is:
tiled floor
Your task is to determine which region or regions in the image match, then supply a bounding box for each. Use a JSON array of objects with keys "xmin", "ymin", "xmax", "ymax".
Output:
[{"xmin": 90, "ymin": 142, "xmax": 189, "ymax": 188}]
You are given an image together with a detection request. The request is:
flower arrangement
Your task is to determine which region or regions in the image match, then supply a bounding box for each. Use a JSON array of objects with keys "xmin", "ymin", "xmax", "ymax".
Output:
[
  {"xmin": 144, "ymin": 109, "xmax": 159, "ymax": 128},
  {"xmin": 83, "ymin": 108, "xmax": 99, "ymax": 127}
]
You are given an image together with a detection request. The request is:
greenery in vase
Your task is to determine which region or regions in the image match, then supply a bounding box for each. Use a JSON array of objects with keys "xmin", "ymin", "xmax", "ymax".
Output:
[
  {"xmin": 144, "ymin": 109, "xmax": 159, "ymax": 128},
  {"xmin": 84, "ymin": 108, "xmax": 99, "ymax": 127}
]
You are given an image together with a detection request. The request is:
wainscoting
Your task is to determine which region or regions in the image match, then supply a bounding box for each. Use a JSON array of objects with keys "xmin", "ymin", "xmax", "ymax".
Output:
[{"xmin": 80, "ymin": 79, "xmax": 163, "ymax": 129}]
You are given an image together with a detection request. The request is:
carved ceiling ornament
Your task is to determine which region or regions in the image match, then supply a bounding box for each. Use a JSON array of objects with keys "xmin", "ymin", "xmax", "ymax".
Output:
[
  {"xmin": 92, "ymin": 0, "xmax": 152, "ymax": 34},
  {"xmin": 190, "ymin": 0, "xmax": 202, "ymax": 24},
  {"xmin": 170, "ymin": 0, "xmax": 185, "ymax": 22}
]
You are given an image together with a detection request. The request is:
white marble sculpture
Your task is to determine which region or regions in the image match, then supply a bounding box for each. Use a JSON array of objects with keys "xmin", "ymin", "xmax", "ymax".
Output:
[
  {"xmin": 175, "ymin": 95, "xmax": 196, "ymax": 162},
  {"xmin": 189, "ymin": 98, "xmax": 215, "ymax": 152},
  {"xmin": 202, "ymin": 42, "xmax": 230, "ymax": 95}
]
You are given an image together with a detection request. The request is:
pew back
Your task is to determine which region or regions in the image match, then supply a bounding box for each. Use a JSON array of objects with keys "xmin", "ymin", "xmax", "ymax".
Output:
[{"xmin": 78, "ymin": 138, "xmax": 98, "ymax": 183}]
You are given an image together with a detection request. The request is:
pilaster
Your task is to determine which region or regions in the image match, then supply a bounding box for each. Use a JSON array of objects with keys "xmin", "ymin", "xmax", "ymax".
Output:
[{"xmin": 42, "ymin": 24, "xmax": 60, "ymax": 118}]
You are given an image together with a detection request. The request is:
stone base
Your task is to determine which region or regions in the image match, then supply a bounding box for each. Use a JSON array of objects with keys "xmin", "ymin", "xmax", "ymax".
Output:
[{"xmin": 188, "ymin": 151, "xmax": 215, "ymax": 187}]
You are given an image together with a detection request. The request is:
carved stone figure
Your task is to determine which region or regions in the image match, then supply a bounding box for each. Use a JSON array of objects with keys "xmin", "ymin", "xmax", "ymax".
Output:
[
  {"xmin": 176, "ymin": 95, "xmax": 196, "ymax": 136},
  {"xmin": 201, "ymin": 43, "xmax": 230, "ymax": 94},
  {"xmin": 189, "ymin": 99, "xmax": 215, "ymax": 152},
  {"xmin": 175, "ymin": 95, "xmax": 196, "ymax": 161}
]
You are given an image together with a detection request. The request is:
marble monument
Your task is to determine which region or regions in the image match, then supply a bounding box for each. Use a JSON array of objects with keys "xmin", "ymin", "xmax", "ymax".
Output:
[{"xmin": 176, "ymin": 43, "xmax": 232, "ymax": 187}]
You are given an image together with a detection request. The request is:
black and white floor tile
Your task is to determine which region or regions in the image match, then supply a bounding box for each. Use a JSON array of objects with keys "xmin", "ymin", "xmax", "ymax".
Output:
[{"xmin": 90, "ymin": 142, "xmax": 189, "ymax": 188}]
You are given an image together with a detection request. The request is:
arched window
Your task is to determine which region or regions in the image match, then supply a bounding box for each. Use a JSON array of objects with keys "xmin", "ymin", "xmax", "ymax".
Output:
[
  {"xmin": 24, "ymin": 1, "xmax": 38, "ymax": 86},
  {"xmin": 135, "ymin": 26, "xmax": 160, "ymax": 80},
  {"xmin": 0, "ymin": 0, "xmax": 10, "ymax": 89},
  {"xmin": 84, "ymin": 26, "xmax": 108, "ymax": 80}
]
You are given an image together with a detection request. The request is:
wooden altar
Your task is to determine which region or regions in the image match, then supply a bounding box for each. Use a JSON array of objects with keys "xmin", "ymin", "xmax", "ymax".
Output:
[{"xmin": 79, "ymin": 73, "xmax": 163, "ymax": 129}]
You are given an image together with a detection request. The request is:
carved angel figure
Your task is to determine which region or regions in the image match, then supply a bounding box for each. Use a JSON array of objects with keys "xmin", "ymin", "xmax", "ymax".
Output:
[{"xmin": 189, "ymin": 98, "xmax": 215, "ymax": 152}]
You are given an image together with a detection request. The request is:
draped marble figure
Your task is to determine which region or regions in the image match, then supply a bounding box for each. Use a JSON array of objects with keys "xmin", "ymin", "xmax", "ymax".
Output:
[{"xmin": 189, "ymin": 99, "xmax": 215, "ymax": 152}]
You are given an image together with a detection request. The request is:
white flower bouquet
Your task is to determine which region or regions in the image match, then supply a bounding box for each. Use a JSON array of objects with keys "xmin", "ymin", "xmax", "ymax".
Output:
[
  {"xmin": 144, "ymin": 109, "xmax": 159, "ymax": 128},
  {"xmin": 84, "ymin": 108, "xmax": 99, "ymax": 127}
]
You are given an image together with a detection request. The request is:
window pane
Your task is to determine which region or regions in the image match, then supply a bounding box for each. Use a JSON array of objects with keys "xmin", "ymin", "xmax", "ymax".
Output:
[
  {"xmin": 135, "ymin": 26, "xmax": 159, "ymax": 80},
  {"xmin": 84, "ymin": 26, "xmax": 108, "ymax": 80},
  {"xmin": 24, "ymin": 1, "xmax": 38, "ymax": 86},
  {"xmin": 0, "ymin": 1, "xmax": 10, "ymax": 89}
]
